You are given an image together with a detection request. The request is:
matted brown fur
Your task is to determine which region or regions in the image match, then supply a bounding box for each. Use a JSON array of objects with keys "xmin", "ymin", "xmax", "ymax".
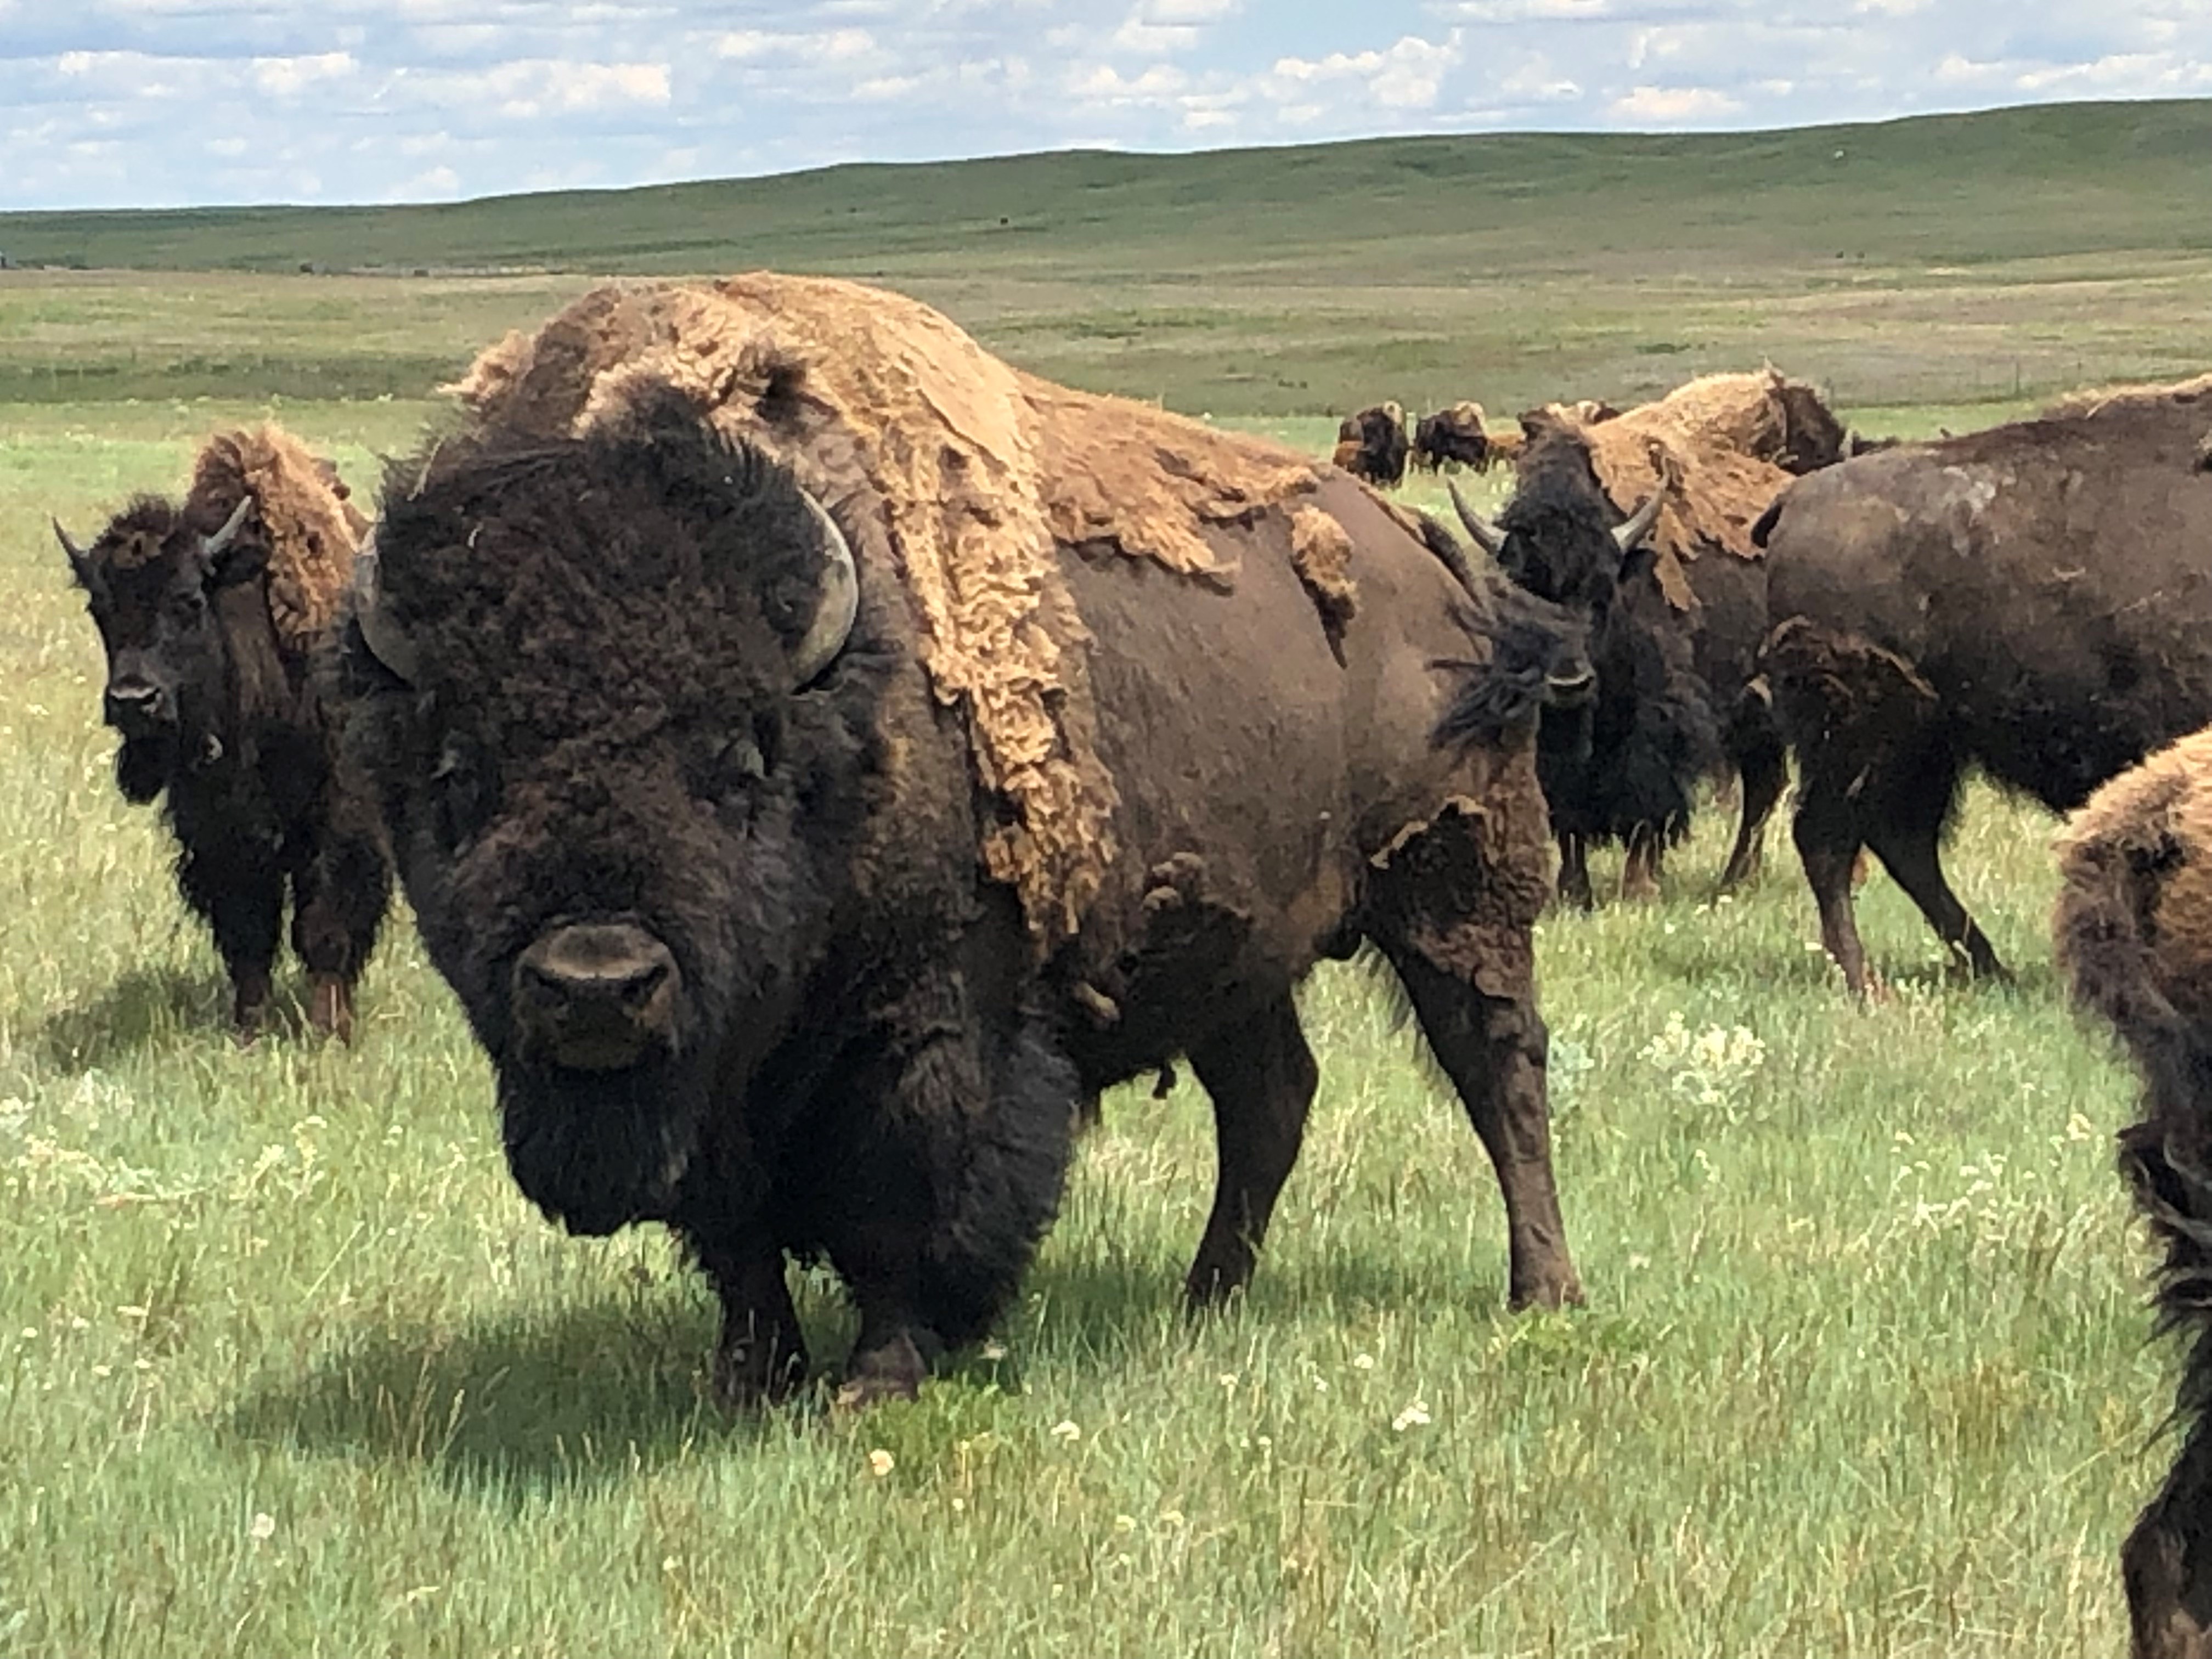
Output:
[
  {"xmin": 1289, "ymin": 504, "xmax": 1357, "ymax": 641},
  {"xmin": 2044, "ymin": 370, "xmax": 2212, "ymax": 422},
  {"xmin": 187, "ymin": 426, "xmax": 370, "ymax": 662},
  {"xmin": 446, "ymin": 274, "xmax": 1339, "ymax": 945},
  {"xmin": 1549, "ymin": 369, "xmax": 1838, "ymax": 610}
]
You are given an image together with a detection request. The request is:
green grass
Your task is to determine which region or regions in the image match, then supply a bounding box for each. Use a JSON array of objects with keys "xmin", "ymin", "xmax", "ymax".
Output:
[{"xmin": 0, "ymin": 403, "xmax": 2169, "ymax": 1655}]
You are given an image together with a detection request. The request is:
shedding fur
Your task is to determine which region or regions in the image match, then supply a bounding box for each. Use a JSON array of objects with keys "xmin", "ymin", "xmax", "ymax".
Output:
[
  {"xmin": 2043, "ymin": 371, "xmax": 2212, "ymax": 421},
  {"xmin": 2055, "ymin": 726, "xmax": 2212, "ymax": 1658},
  {"xmin": 1543, "ymin": 368, "xmax": 1846, "ymax": 611},
  {"xmin": 186, "ymin": 425, "xmax": 370, "ymax": 662},
  {"xmin": 1289, "ymin": 504, "xmax": 1357, "ymax": 644},
  {"xmin": 445, "ymin": 273, "xmax": 1332, "ymax": 946}
]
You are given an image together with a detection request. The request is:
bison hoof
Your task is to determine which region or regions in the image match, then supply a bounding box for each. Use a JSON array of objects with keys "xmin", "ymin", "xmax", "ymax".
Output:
[
  {"xmin": 1508, "ymin": 1270, "xmax": 1587, "ymax": 1312},
  {"xmin": 835, "ymin": 1331, "xmax": 930, "ymax": 1410},
  {"xmin": 711, "ymin": 1340, "xmax": 808, "ymax": 1412},
  {"xmin": 307, "ymin": 975, "xmax": 355, "ymax": 1043}
]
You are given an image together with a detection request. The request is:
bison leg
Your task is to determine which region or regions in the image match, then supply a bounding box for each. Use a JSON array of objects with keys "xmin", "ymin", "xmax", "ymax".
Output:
[
  {"xmin": 1389, "ymin": 950, "xmax": 1583, "ymax": 1310},
  {"xmin": 1790, "ymin": 785, "xmax": 1875, "ymax": 996},
  {"xmin": 2126, "ymin": 1422, "xmax": 2212, "ymax": 1659},
  {"xmin": 177, "ymin": 848, "xmax": 283, "ymax": 1037},
  {"xmin": 1718, "ymin": 728, "xmax": 1788, "ymax": 891},
  {"xmin": 1620, "ymin": 832, "xmax": 1663, "ymax": 901},
  {"xmin": 825, "ymin": 1007, "xmax": 1077, "ymax": 1408},
  {"xmin": 1860, "ymin": 764, "xmax": 2007, "ymax": 980},
  {"xmin": 1556, "ymin": 832, "xmax": 1594, "ymax": 911},
  {"xmin": 689, "ymin": 1230, "xmax": 809, "ymax": 1409},
  {"xmin": 289, "ymin": 819, "xmax": 392, "ymax": 1042},
  {"xmin": 1183, "ymin": 992, "xmax": 1319, "ymax": 1306}
]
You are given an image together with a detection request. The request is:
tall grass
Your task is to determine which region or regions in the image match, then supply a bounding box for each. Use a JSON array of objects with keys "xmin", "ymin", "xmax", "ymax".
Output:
[{"xmin": 0, "ymin": 405, "xmax": 2166, "ymax": 1656}]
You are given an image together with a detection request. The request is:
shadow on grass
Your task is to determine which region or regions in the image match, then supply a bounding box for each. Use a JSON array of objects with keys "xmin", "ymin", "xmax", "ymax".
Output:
[{"xmin": 38, "ymin": 966, "xmax": 233, "ymax": 1071}]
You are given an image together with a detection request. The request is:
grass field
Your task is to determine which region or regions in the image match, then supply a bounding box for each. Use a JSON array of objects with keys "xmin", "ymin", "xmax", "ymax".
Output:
[{"xmin": 4, "ymin": 100, "xmax": 2207, "ymax": 1655}]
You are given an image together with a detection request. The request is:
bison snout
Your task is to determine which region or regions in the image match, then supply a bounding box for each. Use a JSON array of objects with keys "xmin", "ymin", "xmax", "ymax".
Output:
[
  {"xmin": 104, "ymin": 678, "xmax": 171, "ymax": 734},
  {"xmin": 512, "ymin": 922, "xmax": 682, "ymax": 1072}
]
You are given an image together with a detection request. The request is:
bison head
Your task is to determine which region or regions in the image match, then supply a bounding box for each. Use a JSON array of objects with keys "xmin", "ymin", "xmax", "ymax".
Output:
[
  {"xmin": 340, "ymin": 398, "xmax": 873, "ymax": 1236},
  {"xmin": 57, "ymin": 494, "xmax": 261, "ymax": 803},
  {"xmin": 1447, "ymin": 426, "xmax": 1662, "ymax": 623}
]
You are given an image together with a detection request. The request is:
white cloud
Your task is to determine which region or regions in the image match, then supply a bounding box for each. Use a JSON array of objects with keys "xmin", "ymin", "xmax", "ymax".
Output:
[
  {"xmin": 1607, "ymin": 83, "xmax": 1743, "ymax": 121},
  {"xmin": 251, "ymin": 52, "xmax": 357, "ymax": 98}
]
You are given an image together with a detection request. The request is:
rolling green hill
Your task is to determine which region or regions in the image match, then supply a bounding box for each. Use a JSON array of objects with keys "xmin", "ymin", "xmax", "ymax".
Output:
[
  {"xmin": 1, "ymin": 99, "xmax": 2206, "ymax": 416},
  {"xmin": 3, "ymin": 99, "xmax": 2207, "ymax": 279}
]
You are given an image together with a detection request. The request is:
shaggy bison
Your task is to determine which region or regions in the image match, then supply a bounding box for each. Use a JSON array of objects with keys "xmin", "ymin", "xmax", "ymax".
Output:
[
  {"xmin": 1451, "ymin": 370, "xmax": 1846, "ymax": 904},
  {"xmin": 58, "ymin": 426, "xmax": 390, "ymax": 1039},
  {"xmin": 1332, "ymin": 402, "xmax": 1410, "ymax": 487},
  {"xmin": 340, "ymin": 274, "xmax": 1591, "ymax": 1407},
  {"xmin": 1413, "ymin": 403, "xmax": 1498, "ymax": 473},
  {"xmin": 1759, "ymin": 375, "xmax": 2212, "ymax": 992},
  {"xmin": 2055, "ymin": 726, "xmax": 2212, "ymax": 1659}
]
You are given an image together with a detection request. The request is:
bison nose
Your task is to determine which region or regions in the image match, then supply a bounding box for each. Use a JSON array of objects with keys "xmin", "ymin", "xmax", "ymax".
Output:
[
  {"xmin": 104, "ymin": 679, "xmax": 169, "ymax": 731},
  {"xmin": 512, "ymin": 922, "xmax": 682, "ymax": 1072}
]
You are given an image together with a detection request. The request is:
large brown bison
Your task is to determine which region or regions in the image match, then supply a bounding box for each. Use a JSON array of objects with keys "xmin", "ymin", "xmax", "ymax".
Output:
[
  {"xmin": 1412, "ymin": 403, "xmax": 1498, "ymax": 473},
  {"xmin": 1451, "ymin": 370, "xmax": 1847, "ymax": 904},
  {"xmin": 1758, "ymin": 375, "xmax": 2212, "ymax": 993},
  {"xmin": 2055, "ymin": 726, "xmax": 2212, "ymax": 1659},
  {"xmin": 1332, "ymin": 402, "xmax": 1410, "ymax": 487},
  {"xmin": 338, "ymin": 274, "xmax": 1592, "ymax": 1407},
  {"xmin": 57, "ymin": 426, "xmax": 391, "ymax": 1039}
]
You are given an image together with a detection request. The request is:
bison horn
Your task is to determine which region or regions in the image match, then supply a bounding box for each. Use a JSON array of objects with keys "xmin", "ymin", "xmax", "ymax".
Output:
[
  {"xmin": 352, "ymin": 531, "xmax": 423, "ymax": 685},
  {"xmin": 790, "ymin": 489, "xmax": 859, "ymax": 687},
  {"xmin": 52, "ymin": 517, "xmax": 88, "ymax": 569},
  {"xmin": 1611, "ymin": 490, "xmax": 1665, "ymax": 553},
  {"xmin": 1448, "ymin": 479, "xmax": 1506, "ymax": 557},
  {"xmin": 201, "ymin": 494, "xmax": 257, "ymax": 558}
]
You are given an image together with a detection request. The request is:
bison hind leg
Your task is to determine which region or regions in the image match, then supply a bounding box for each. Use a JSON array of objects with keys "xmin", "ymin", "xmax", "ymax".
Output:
[{"xmin": 1182, "ymin": 992, "xmax": 1319, "ymax": 1307}]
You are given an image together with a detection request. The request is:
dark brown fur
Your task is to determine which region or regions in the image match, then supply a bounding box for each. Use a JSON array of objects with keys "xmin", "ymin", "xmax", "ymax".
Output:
[
  {"xmin": 340, "ymin": 394, "xmax": 1589, "ymax": 1407},
  {"xmin": 1332, "ymin": 404, "xmax": 1410, "ymax": 488},
  {"xmin": 2055, "ymin": 729, "xmax": 2212, "ymax": 1658},
  {"xmin": 60, "ymin": 484, "xmax": 390, "ymax": 1039},
  {"xmin": 1758, "ymin": 385, "xmax": 2212, "ymax": 991}
]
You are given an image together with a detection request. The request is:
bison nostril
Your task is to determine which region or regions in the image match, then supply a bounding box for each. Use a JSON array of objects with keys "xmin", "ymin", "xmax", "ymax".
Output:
[{"xmin": 513, "ymin": 923, "xmax": 681, "ymax": 1070}]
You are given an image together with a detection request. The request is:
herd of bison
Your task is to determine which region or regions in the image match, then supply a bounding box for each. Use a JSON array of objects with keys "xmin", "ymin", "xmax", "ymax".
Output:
[{"xmin": 46, "ymin": 273, "xmax": 2212, "ymax": 1652}]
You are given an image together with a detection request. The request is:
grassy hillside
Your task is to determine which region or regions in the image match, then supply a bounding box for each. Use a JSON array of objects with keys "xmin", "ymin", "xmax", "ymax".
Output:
[
  {"xmin": 4, "ymin": 99, "xmax": 2208, "ymax": 279},
  {"xmin": 0, "ymin": 100, "xmax": 2208, "ymax": 417}
]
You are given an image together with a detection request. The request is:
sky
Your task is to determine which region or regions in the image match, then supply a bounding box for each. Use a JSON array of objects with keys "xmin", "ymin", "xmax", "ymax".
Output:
[{"xmin": 1, "ymin": 1, "xmax": 2207, "ymax": 212}]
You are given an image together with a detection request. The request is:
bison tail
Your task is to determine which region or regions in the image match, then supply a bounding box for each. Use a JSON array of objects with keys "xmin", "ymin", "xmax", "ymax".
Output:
[{"xmin": 1433, "ymin": 588, "xmax": 1589, "ymax": 753}]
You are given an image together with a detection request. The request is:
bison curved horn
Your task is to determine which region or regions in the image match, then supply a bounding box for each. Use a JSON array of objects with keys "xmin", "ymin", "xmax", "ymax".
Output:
[
  {"xmin": 1611, "ymin": 490, "xmax": 1665, "ymax": 553},
  {"xmin": 1448, "ymin": 478, "xmax": 1506, "ymax": 557},
  {"xmin": 52, "ymin": 517, "xmax": 89, "ymax": 569},
  {"xmin": 352, "ymin": 531, "xmax": 423, "ymax": 685},
  {"xmin": 790, "ymin": 489, "xmax": 859, "ymax": 687},
  {"xmin": 201, "ymin": 495, "xmax": 257, "ymax": 558}
]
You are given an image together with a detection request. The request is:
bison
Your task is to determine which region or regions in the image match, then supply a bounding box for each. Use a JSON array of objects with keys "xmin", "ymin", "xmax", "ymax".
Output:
[
  {"xmin": 1332, "ymin": 402, "xmax": 1410, "ymax": 487},
  {"xmin": 1758, "ymin": 375, "xmax": 2212, "ymax": 994},
  {"xmin": 1449, "ymin": 371, "xmax": 1845, "ymax": 904},
  {"xmin": 57, "ymin": 426, "xmax": 391, "ymax": 1039},
  {"xmin": 1413, "ymin": 403, "xmax": 1498, "ymax": 474},
  {"xmin": 337, "ymin": 274, "xmax": 1592, "ymax": 1408},
  {"xmin": 2054, "ymin": 725, "xmax": 2212, "ymax": 1659}
]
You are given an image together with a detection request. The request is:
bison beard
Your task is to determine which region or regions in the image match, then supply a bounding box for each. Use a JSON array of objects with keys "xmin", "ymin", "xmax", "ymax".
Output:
[{"xmin": 499, "ymin": 1058, "xmax": 703, "ymax": 1237}]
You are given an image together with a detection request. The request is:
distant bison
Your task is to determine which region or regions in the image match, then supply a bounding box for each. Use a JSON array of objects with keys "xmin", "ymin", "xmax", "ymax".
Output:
[
  {"xmin": 1759, "ymin": 375, "xmax": 2212, "ymax": 992},
  {"xmin": 340, "ymin": 274, "xmax": 1592, "ymax": 1407},
  {"xmin": 58, "ymin": 427, "xmax": 390, "ymax": 1038},
  {"xmin": 1453, "ymin": 370, "xmax": 1848, "ymax": 904},
  {"xmin": 2055, "ymin": 726, "xmax": 2212, "ymax": 1659},
  {"xmin": 1413, "ymin": 402, "xmax": 1497, "ymax": 473},
  {"xmin": 1332, "ymin": 402, "xmax": 1410, "ymax": 487}
]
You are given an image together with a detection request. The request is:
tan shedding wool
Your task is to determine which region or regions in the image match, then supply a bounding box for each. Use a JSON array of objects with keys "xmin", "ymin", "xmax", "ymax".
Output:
[
  {"xmin": 186, "ymin": 425, "xmax": 370, "ymax": 662},
  {"xmin": 2042, "ymin": 370, "xmax": 2212, "ymax": 421},
  {"xmin": 2056, "ymin": 725, "xmax": 2212, "ymax": 1028},
  {"xmin": 447, "ymin": 273, "xmax": 1340, "ymax": 945},
  {"xmin": 1548, "ymin": 368, "xmax": 1835, "ymax": 611}
]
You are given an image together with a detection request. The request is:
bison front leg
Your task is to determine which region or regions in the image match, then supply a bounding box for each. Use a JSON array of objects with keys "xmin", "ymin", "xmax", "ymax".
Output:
[
  {"xmin": 1391, "ymin": 951, "xmax": 1583, "ymax": 1310},
  {"xmin": 1555, "ymin": 832, "xmax": 1594, "ymax": 911},
  {"xmin": 826, "ymin": 1003, "xmax": 1078, "ymax": 1408},
  {"xmin": 687, "ymin": 1229, "xmax": 809, "ymax": 1409},
  {"xmin": 1183, "ymin": 992, "xmax": 1319, "ymax": 1306},
  {"xmin": 177, "ymin": 845, "xmax": 283, "ymax": 1039},
  {"xmin": 289, "ymin": 816, "xmax": 392, "ymax": 1042}
]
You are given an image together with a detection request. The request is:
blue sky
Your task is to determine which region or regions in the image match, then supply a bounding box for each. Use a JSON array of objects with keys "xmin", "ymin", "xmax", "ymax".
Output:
[{"xmin": 1, "ymin": 1, "xmax": 2205, "ymax": 211}]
